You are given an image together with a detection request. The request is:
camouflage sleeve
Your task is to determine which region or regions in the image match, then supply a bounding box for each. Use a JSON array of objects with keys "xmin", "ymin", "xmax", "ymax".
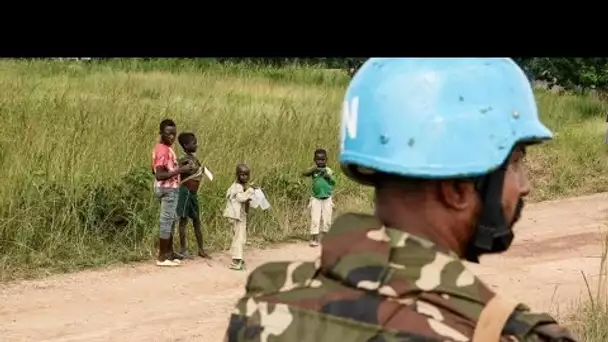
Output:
[
  {"xmin": 504, "ymin": 307, "xmax": 579, "ymax": 341},
  {"xmin": 223, "ymin": 260, "xmax": 468, "ymax": 342},
  {"xmin": 530, "ymin": 323, "xmax": 580, "ymax": 341},
  {"xmin": 224, "ymin": 259, "xmax": 581, "ymax": 342}
]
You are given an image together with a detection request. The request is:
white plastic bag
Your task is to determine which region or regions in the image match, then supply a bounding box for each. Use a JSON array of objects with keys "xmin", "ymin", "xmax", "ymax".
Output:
[
  {"xmin": 203, "ymin": 166, "xmax": 214, "ymax": 181},
  {"xmin": 250, "ymin": 188, "xmax": 271, "ymax": 210}
]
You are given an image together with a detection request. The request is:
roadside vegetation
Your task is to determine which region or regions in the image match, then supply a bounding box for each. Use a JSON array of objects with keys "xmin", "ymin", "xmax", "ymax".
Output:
[{"xmin": 0, "ymin": 61, "xmax": 607, "ymax": 340}]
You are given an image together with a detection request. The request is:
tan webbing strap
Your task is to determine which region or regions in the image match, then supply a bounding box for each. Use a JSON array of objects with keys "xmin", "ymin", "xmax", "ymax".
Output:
[
  {"xmin": 472, "ymin": 294, "xmax": 520, "ymax": 342},
  {"xmin": 179, "ymin": 167, "xmax": 203, "ymax": 185}
]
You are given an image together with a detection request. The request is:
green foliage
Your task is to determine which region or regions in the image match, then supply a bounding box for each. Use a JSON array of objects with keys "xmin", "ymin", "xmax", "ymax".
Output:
[
  {"xmin": 0, "ymin": 58, "xmax": 363, "ymax": 281},
  {"xmin": 216, "ymin": 57, "xmax": 608, "ymax": 90},
  {"xmin": 227, "ymin": 57, "xmax": 608, "ymax": 91},
  {"xmin": 515, "ymin": 57, "xmax": 608, "ymax": 92},
  {"xmin": 51, "ymin": 57, "xmax": 608, "ymax": 92},
  {"xmin": 0, "ymin": 58, "xmax": 606, "ymax": 282}
]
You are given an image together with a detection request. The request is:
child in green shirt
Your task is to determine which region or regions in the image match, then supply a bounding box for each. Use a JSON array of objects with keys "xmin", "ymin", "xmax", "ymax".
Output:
[{"xmin": 301, "ymin": 149, "xmax": 336, "ymax": 247}]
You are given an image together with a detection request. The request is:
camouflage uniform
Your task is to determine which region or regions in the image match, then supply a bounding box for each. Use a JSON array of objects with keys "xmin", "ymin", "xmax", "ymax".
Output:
[{"xmin": 225, "ymin": 213, "xmax": 577, "ymax": 341}]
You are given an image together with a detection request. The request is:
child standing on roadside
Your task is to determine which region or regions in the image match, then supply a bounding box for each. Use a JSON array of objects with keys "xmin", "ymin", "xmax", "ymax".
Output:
[
  {"xmin": 301, "ymin": 148, "xmax": 336, "ymax": 247},
  {"xmin": 223, "ymin": 164, "xmax": 257, "ymax": 271},
  {"xmin": 152, "ymin": 119, "xmax": 196, "ymax": 267},
  {"xmin": 175, "ymin": 132, "xmax": 213, "ymax": 260}
]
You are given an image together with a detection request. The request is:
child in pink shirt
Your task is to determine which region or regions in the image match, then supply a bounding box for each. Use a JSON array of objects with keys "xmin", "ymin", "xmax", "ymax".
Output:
[{"xmin": 152, "ymin": 119, "xmax": 196, "ymax": 267}]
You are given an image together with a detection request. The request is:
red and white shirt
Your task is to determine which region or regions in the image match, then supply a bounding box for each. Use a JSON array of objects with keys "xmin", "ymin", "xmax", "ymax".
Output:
[{"xmin": 152, "ymin": 143, "xmax": 180, "ymax": 189}]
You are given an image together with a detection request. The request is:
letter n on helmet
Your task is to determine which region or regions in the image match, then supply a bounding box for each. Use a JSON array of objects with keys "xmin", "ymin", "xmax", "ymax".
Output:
[
  {"xmin": 339, "ymin": 57, "xmax": 552, "ymax": 185},
  {"xmin": 338, "ymin": 58, "xmax": 553, "ymax": 263}
]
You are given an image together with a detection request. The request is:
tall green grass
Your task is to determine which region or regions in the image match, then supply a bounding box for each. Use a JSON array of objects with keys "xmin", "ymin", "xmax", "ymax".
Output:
[
  {"xmin": 569, "ymin": 236, "xmax": 608, "ymax": 341},
  {"xmin": 0, "ymin": 58, "xmax": 606, "ymax": 281}
]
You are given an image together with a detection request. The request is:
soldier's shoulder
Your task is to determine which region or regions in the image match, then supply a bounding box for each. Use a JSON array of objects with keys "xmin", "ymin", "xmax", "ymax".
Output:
[
  {"xmin": 226, "ymin": 260, "xmax": 323, "ymax": 341},
  {"xmin": 244, "ymin": 259, "xmax": 320, "ymax": 296},
  {"xmin": 505, "ymin": 305, "xmax": 579, "ymax": 341}
]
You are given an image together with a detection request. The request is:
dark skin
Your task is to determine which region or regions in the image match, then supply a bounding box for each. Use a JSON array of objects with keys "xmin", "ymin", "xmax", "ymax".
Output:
[
  {"xmin": 154, "ymin": 125, "xmax": 197, "ymax": 179},
  {"xmin": 177, "ymin": 136, "xmax": 211, "ymax": 259},
  {"xmin": 301, "ymin": 152, "xmax": 333, "ymax": 179},
  {"xmin": 178, "ymin": 137, "xmax": 203, "ymax": 193},
  {"xmin": 302, "ymin": 152, "xmax": 335, "ymax": 243},
  {"xmin": 236, "ymin": 164, "xmax": 259, "ymax": 215},
  {"xmin": 374, "ymin": 145, "xmax": 530, "ymax": 258},
  {"xmin": 237, "ymin": 165, "xmax": 250, "ymax": 185},
  {"xmin": 231, "ymin": 164, "xmax": 258, "ymax": 264},
  {"xmin": 154, "ymin": 124, "xmax": 196, "ymax": 262}
]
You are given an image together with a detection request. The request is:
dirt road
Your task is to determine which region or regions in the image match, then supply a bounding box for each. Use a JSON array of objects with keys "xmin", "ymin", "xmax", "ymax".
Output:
[{"xmin": 2, "ymin": 193, "xmax": 607, "ymax": 342}]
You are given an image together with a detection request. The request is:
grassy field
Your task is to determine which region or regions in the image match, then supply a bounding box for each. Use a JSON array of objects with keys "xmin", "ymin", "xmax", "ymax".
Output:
[
  {"xmin": 0, "ymin": 58, "xmax": 606, "ymax": 279},
  {"xmin": 0, "ymin": 58, "xmax": 606, "ymax": 338},
  {"xmin": 0, "ymin": 58, "xmax": 371, "ymax": 281}
]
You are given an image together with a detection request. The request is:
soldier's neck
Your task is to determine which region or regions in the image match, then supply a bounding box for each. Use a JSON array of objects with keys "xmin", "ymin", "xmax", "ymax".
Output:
[{"xmin": 376, "ymin": 200, "xmax": 465, "ymax": 258}]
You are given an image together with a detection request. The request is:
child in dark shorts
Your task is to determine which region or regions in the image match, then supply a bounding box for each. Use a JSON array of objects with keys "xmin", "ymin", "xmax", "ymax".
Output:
[{"xmin": 176, "ymin": 132, "xmax": 212, "ymax": 259}]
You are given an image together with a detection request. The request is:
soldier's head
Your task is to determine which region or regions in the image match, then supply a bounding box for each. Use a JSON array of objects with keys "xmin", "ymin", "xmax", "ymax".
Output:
[{"xmin": 339, "ymin": 58, "xmax": 552, "ymax": 263}]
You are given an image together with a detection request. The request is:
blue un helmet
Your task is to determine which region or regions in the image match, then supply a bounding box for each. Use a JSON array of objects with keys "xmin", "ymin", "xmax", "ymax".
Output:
[{"xmin": 339, "ymin": 58, "xmax": 553, "ymax": 262}]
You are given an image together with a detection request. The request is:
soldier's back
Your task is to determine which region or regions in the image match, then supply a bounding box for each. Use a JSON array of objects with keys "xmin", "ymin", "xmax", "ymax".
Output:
[{"xmin": 225, "ymin": 213, "xmax": 578, "ymax": 342}]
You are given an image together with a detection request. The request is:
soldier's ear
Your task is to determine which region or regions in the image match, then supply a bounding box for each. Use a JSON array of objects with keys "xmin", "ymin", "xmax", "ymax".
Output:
[{"xmin": 438, "ymin": 180, "xmax": 475, "ymax": 211}]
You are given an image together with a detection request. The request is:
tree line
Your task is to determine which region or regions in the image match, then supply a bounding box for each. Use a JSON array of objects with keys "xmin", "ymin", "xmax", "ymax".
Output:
[
  {"xmin": 218, "ymin": 58, "xmax": 608, "ymax": 93},
  {"xmin": 64, "ymin": 57, "xmax": 608, "ymax": 93}
]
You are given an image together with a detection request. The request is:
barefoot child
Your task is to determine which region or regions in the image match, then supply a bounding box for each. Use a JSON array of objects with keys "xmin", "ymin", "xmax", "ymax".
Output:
[
  {"xmin": 175, "ymin": 132, "xmax": 212, "ymax": 259},
  {"xmin": 301, "ymin": 148, "xmax": 336, "ymax": 247},
  {"xmin": 152, "ymin": 119, "xmax": 196, "ymax": 267},
  {"xmin": 222, "ymin": 164, "xmax": 257, "ymax": 271}
]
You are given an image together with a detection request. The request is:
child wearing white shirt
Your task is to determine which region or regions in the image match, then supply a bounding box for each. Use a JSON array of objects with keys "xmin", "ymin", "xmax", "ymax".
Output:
[{"xmin": 223, "ymin": 164, "xmax": 257, "ymax": 270}]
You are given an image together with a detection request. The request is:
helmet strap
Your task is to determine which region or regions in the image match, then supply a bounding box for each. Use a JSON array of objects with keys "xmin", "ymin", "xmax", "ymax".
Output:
[{"xmin": 464, "ymin": 164, "xmax": 514, "ymax": 263}]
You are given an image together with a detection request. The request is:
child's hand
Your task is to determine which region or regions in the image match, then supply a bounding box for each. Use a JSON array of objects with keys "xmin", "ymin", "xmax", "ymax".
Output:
[{"xmin": 179, "ymin": 163, "xmax": 196, "ymax": 173}]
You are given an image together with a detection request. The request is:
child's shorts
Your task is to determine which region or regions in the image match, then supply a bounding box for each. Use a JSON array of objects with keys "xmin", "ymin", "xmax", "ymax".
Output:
[{"xmin": 176, "ymin": 185, "xmax": 200, "ymax": 220}]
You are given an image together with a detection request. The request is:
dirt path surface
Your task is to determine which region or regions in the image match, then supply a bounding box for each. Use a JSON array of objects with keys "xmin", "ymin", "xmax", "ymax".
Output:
[{"xmin": 2, "ymin": 193, "xmax": 608, "ymax": 342}]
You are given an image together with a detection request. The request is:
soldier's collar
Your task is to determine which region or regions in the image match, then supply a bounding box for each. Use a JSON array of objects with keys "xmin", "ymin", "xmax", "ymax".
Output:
[{"xmin": 319, "ymin": 213, "xmax": 492, "ymax": 302}]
